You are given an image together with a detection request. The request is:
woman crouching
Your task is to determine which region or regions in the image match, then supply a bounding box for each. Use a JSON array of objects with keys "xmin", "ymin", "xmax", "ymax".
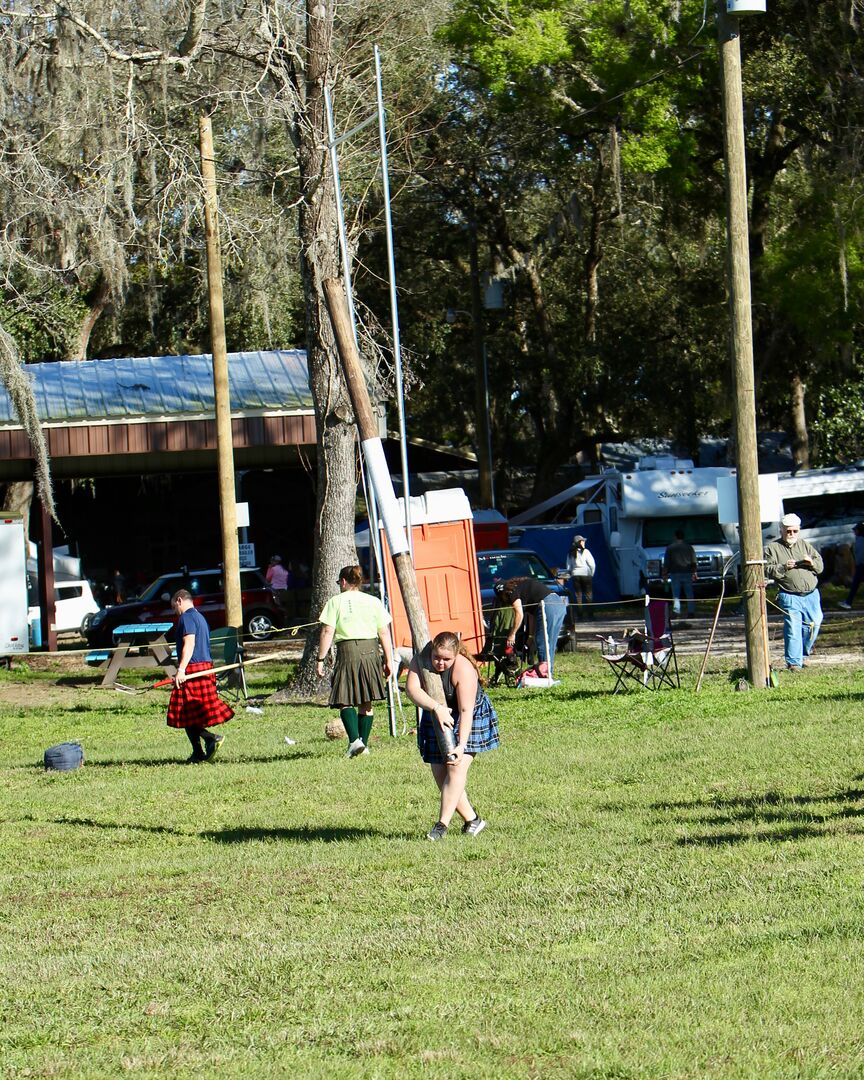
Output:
[{"xmin": 405, "ymin": 631, "xmax": 499, "ymax": 841}]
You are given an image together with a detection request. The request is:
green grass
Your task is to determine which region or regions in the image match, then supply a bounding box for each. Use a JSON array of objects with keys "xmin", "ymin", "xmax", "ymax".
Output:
[{"xmin": 3, "ymin": 651, "xmax": 864, "ymax": 1078}]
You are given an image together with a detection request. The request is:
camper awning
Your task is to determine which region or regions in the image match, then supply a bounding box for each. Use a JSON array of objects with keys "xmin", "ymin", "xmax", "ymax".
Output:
[{"xmin": 509, "ymin": 476, "xmax": 607, "ymax": 525}]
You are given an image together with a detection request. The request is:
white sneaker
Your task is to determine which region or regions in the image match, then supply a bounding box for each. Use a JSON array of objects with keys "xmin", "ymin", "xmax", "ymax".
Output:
[
  {"xmin": 347, "ymin": 738, "xmax": 366, "ymax": 758},
  {"xmin": 838, "ymin": 600, "xmax": 852, "ymax": 610}
]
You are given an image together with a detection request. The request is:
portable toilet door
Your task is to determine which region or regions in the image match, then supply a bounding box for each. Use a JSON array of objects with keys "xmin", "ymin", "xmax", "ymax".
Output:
[{"xmin": 380, "ymin": 488, "xmax": 485, "ymax": 655}]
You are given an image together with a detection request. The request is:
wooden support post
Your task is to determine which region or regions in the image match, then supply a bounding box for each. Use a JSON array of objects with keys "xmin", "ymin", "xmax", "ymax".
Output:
[
  {"xmin": 200, "ymin": 114, "xmax": 242, "ymax": 632},
  {"xmin": 323, "ymin": 278, "xmax": 455, "ymax": 756},
  {"xmin": 717, "ymin": 2, "xmax": 769, "ymax": 688},
  {"xmin": 37, "ymin": 497, "xmax": 57, "ymax": 652}
]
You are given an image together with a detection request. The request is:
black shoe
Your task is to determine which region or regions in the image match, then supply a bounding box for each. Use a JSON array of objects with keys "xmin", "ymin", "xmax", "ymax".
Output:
[
  {"xmin": 785, "ymin": 664, "xmax": 803, "ymax": 673},
  {"xmin": 426, "ymin": 821, "xmax": 448, "ymax": 841},
  {"xmin": 185, "ymin": 752, "xmax": 206, "ymax": 764},
  {"xmin": 462, "ymin": 816, "xmax": 487, "ymax": 837},
  {"xmin": 203, "ymin": 734, "xmax": 225, "ymax": 761}
]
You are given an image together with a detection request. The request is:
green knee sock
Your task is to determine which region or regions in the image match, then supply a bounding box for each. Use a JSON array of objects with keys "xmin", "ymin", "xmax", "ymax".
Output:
[
  {"xmin": 340, "ymin": 707, "xmax": 360, "ymax": 742},
  {"xmin": 359, "ymin": 712, "xmax": 373, "ymax": 744}
]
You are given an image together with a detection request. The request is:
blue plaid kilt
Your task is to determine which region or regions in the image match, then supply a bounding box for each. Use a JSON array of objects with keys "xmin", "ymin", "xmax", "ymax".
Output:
[{"xmin": 417, "ymin": 690, "xmax": 499, "ymax": 765}]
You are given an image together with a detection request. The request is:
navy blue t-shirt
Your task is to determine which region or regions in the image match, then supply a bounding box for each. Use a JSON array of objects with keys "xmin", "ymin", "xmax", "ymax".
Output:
[{"xmin": 175, "ymin": 606, "xmax": 212, "ymax": 664}]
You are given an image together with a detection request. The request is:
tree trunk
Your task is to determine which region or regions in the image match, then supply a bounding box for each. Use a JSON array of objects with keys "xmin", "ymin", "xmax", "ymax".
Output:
[
  {"xmin": 790, "ymin": 371, "xmax": 809, "ymax": 471},
  {"xmin": 72, "ymin": 275, "xmax": 112, "ymax": 361},
  {"xmin": 272, "ymin": 0, "xmax": 360, "ymax": 701},
  {"xmin": 1, "ymin": 480, "xmax": 34, "ymax": 538}
]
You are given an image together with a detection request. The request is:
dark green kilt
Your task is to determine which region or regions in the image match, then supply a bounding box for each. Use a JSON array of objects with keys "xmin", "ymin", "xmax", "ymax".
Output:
[{"xmin": 329, "ymin": 638, "xmax": 387, "ymax": 707}]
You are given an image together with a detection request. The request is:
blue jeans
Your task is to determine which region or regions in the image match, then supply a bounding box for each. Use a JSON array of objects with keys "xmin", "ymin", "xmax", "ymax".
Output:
[
  {"xmin": 777, "ymin": 589, "xmax": 823, "ymax": 668},
  {"xmin": 535, "ymin": 594, "xmax": 567, "ymax": 675},
  {"xmin": 669, "ymin": 573, "xmax": 695, "ymax": 614},
  {"xmin": 847, "ymin": 564, "xmax": 864, "ymax": 605}
]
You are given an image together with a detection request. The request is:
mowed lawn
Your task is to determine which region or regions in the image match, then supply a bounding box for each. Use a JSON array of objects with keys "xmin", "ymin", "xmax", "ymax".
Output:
[{"xmin": 3, "ymin": 648, "xmax": 864, "ymax": 1079}]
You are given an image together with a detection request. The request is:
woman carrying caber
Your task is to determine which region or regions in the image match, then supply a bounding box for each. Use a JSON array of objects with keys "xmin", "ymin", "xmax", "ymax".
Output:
[{"xmin": 405, "ymin": 630, "xmax": 499, "ymax": 841}]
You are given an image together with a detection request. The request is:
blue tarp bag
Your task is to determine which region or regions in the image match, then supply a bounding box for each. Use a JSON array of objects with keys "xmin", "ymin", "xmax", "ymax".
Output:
[{"xmin": 44, "ymin": 742, "xmax": 84, "ymax": 771}]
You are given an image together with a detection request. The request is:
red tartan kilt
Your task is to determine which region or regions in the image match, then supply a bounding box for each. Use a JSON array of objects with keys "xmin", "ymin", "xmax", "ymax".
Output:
[{"xmin": 166, "ymin": 661, "xmax": 234, "ymax": 729}]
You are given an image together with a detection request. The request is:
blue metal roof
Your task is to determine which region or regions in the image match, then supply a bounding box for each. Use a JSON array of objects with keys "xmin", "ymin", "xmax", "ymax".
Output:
[{"xmin": 0, "ymin": 350, "xmax": 312, "ymax": 426}]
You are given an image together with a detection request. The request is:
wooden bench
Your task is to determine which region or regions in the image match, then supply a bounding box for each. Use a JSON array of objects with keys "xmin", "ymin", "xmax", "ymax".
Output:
[{"xmin": 95, "ymin": 622, "xmax": 177, "ymax": 689}]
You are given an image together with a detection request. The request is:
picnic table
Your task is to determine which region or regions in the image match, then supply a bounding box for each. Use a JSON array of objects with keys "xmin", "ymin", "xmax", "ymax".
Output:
[{"xmin": 86, "ymin": 622, "xmax": 177, "ymax": 689}]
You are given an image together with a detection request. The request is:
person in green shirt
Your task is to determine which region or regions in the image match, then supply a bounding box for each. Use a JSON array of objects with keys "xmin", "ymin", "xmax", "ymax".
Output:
[{"xmin": 316, "ymin": 565, "xmax": 393, "ymax": 757}]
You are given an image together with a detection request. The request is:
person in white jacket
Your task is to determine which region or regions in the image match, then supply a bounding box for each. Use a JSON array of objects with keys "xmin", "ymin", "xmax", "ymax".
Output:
[{"xmin": 562, "ymin": 535, "xmax": 595, "ymax": 620}]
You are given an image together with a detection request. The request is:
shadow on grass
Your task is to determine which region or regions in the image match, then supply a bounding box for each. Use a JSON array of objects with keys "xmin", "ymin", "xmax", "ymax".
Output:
[
  {"xmin": 49, "ymin": 815, "xmax": 187, "ymax": 836},
  {"xmin": 15, "ymin": 751, "xmax": 316, "ymax": 770},
  {"xmin": 203, "ymin": 825, "xmax": 389, "ymax": 844},
  {"xmin": 24, "ymin": 816, "xmax": 399, "ymax": 845},
  {"xmin": 675, "ymin": 823, "xmax": 835, "ymax": 846},
  {"xmin": 565, "ymin": 689, "xmax": 623, "ymax": 700},
  {"xmin": 651, "ymin": 787, "xmax": 864, "ymax": 812},
  {"xmin": 650, "ymin": 783, "xmax": 864, "ymax": 846}
]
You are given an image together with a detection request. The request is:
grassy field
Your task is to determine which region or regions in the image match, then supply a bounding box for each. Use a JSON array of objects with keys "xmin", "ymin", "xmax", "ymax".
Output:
[{"xmin": 3, "ymin": 644, "xmax": 864, "ymax": 1079}]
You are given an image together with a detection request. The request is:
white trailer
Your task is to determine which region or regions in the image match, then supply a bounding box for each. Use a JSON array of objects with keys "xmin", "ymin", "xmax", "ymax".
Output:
[{"xmin": 0, "ymin": 513, "xmax": 29, "ymax": 657}]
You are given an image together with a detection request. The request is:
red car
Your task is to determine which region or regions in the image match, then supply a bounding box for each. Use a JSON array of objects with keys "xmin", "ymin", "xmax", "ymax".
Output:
[{"xmin": 84, "ymin": 567, "xmax": 282, "ymax": 648}]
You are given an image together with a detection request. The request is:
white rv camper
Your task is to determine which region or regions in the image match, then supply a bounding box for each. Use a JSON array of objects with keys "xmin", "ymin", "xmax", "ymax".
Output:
[
  {"xmin": 511, "ymin": 456, "xmax": 737, "ymax": 598},
  {"xmin": 774, "ymin": 466, "xmax": 864, "ymax": 550}
]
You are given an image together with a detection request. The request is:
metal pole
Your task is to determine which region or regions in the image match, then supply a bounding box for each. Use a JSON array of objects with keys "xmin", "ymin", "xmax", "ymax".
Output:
[
  {"xmin": 358, "ymin": 439, "xmax": 398, "ymax": 737},
  {"xmin": 199, "ymin": 114, "xmax": 241, "ymax": 632},
  {"xmin": 469, "ymin": 226, "xmax": 494, "ymax": 507},
  {"xmin": 327, "ymin": 74, "xmax": 396, "ymax": 731},
  {"xmin": 716, "ymin": 2, "xmax": 769, "ymax": 688},
  {"xmin": 482, "ymin": 342, "xmax": 495, "ymax": 508},
  {"xmin": 374, "ymin": 45, "xmax": 414, "ymax": 557}
]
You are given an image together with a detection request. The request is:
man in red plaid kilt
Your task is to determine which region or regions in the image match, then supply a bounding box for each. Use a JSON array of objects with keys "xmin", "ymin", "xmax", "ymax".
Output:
[{"xmin": 167, "ymin": 590, "xmax": 233, "ymax": 763}]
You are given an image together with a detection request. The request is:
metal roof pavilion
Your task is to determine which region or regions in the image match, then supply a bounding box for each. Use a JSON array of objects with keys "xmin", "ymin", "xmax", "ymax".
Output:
[
  {"xmin": 0, "ymin": 349, "xmax": 317, "ymax": 479},
  {"xmin": 0, "ymin": 349, "xmax": 312, "ymax": 426}
]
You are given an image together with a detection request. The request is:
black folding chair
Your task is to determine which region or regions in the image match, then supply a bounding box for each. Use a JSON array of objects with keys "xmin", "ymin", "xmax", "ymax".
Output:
[{"xmin": 599, "ymin": 596, "xmax": 680, "ymax": 693}]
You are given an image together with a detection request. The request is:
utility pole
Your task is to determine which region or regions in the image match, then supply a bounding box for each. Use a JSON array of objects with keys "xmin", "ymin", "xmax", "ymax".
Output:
[
  {"xmin": 199, "ymin": 115, "xmax": 242, "ymax": 632},
  {"xmin": 716, "ymin": 0, "xmax": 769, "ymax": 687}
]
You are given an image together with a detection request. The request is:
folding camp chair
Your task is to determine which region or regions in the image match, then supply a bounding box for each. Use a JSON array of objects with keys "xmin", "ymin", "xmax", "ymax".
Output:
[
  {"xmin": 599, "ymin": 595, "xmax": 680, "ymax": 693},
  {"xmin": 477, "ymin": 604, "xmax": 524, "ymax": 688},
  {"xmin": 210, "ymin": 626, "xmax": 248, "ymax": 703}
]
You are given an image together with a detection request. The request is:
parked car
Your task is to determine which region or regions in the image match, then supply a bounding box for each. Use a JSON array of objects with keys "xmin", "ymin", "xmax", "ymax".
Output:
[
  {"xmin": 83, "ymin": 567, "xmax": 281, "ymax": 648},
  {"xmin": 476, "ymin": 548, "xmax": 570, "ymax": 644},
  {"xmin": 28, "ymin": 578, "xmax": 101, "ymax": 638}
]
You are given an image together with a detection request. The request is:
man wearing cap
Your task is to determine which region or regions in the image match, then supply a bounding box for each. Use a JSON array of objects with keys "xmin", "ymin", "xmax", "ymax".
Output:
[
  {"xmin": 562, "ymin": 534, "xmax": 596, "ymax": 620},
  {"xmin": 764, "ymin": 513, "xmax": 823, "ymax": 672}
]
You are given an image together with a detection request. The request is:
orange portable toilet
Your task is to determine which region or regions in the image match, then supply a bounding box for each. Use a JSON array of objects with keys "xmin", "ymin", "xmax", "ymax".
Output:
[{"xmin": 380, "ymin": 489, "xmax": 485, "ymax": 654}]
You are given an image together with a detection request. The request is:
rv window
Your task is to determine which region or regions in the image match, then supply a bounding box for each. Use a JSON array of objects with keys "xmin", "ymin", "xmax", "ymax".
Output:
[
  {"xmin": 784, "ymin": 491, "xmax": 864, "ymax": 529},
  {"xmin": 643, "ymin": 515, "xmax": 726, "ymax": 547},
  {"xmin": 582, "ymin": 508, "xmax": 602, "ymax": 524}
]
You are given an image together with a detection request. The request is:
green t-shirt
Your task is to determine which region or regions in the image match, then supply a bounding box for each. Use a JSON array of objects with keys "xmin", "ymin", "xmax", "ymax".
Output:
[{"xmin": 319, "ymin": 589, "xmax": 391, "ymax": 642}]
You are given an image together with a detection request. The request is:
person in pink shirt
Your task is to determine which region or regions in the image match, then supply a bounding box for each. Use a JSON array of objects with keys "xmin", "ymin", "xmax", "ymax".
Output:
[{"xmin": 266, "ymin": 555, "xmax": 291, "ymax": 620}]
